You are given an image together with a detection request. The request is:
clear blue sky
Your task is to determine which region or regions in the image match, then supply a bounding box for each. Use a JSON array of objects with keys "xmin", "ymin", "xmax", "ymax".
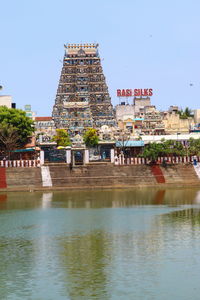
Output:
[{"xmin": 1, "ymin": 0, "xmax": 200, "ymax": 116}]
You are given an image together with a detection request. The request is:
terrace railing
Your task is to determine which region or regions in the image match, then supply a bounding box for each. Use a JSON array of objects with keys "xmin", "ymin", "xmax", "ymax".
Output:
[
  {"xmin": 114, "ymin": 155, "xmax": 200, "ymax": 165},
  {"xmin": 0, "ymin": 160, "xmax": 40, "ymax": 168}
]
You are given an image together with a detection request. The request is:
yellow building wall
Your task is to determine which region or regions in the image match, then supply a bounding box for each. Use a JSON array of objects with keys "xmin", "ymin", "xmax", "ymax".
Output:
[{"xmin": 163, "ymin": 113, "xmax": 194, "ymax": 134}]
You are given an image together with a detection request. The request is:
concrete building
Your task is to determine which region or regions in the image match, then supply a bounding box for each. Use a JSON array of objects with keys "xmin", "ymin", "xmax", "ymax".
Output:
[
  {"xmin": 24, "ymin": 105, "xmax": 36, "ymax": 119},
  {"xmin": 117, "ymin": 117, "xmax": 135, "ymax": 134},
  {"xmin": 0, "ymin": 95, "xmax": 13, "ymax": 108},
  {"xmin": 115, "ymin": 104, "xmax": 135, "ymax": 134},
  {"xmin": 115, "ymin": 103, "xmax": 135, "ymax": 121},
  {"xmin": 115, "ymin": 103, "xmax": 166, "ymax": 136},
  {"xmin": 163, "ymin": 109, "xmax": 194, "ymax": 134},
  {"xmin": 142, "ymin": 108, "xmax": 165, "ymax": 135},
  {"xmin": 134, "ymin": 118, "xmax": 144, "ymax": 135},
  {"xmin": 194, "ymin": 109, "xmax": 200, "ymax": 124},
  {"xmin": 132, "ymin": 105, "xmax": 165, "ymax": 136},
  {"xmin": 34, "ymin": 116, "xmax": 56, "ymax": 145},
  {"xmin": 134, "ymin": 96, "xmax": 151, "ymax": 114},
  {"xmin": 141, "ymin": 132, "xmax": 200, "ymax": 144},
  {"xmin": 35, "ymin": 117, "xmax": 56, "ymax": 135}
]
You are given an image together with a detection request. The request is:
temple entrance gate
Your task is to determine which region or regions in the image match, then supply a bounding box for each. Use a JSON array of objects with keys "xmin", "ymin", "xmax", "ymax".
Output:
[{"xmin": 74, "ymin": 150, "xmax": 84, "ymax": 165}]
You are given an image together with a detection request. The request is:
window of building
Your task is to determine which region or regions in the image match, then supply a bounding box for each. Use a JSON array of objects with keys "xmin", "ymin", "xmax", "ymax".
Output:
[{"xmin": 80, "ymin": 86, "xmax": 88, "ymax": 91}]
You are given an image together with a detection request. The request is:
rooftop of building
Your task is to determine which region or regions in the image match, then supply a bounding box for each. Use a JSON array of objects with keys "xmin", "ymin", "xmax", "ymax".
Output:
[
  {"xmin": 64, "ymin": 43, "xmax": 98, "ymax": 56},
  {"xmin": 141, "ymin": 133, "xmax": 200, "ymax": 143},
  {"xmin": 35, "ymin": 117, "xmax": 52, "ymax": 121},
  {"xmin": 134, "ymin": 96, "xmax": 151, "ymax": 100},
  {"xmin": 65, "ymin": 43, "xmax": 98, "ymax": 49}
]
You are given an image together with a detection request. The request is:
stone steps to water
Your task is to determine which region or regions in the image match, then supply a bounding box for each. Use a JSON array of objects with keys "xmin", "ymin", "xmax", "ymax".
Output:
[
  {"xmin": 2, "ymin": 164, "xmax": 200, "ymax": 190},
  {"xmin": 6, "ymin": 168, "xmax": 42, "ymax": 187},
  {"xmin": 161, "ymin": 165, "xmax": 199, "ymax": 183},
  {"xmin": 0, "ymin": 168, "xmax": 7, "ymax": 188}
]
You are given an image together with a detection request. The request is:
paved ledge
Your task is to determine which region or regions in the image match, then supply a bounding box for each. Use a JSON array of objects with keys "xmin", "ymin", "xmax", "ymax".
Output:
[
  {"xmin": 0, "ymin": 182, "xmax": 200, "ymax": 193},
  {"xmin": 0, "ymin": 164, "xmax": 199, "ymax": 192}
]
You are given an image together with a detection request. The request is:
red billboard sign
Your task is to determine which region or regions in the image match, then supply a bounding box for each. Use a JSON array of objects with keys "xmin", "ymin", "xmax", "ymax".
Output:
[{"xmin": 117, "ymin": 89, "xmax": 153, "ymax": 97}]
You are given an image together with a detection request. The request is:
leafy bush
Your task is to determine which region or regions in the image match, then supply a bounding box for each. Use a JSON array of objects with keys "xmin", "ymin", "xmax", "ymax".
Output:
[{"xmin": 83, "ymin": 128, "xmax": 99, "ymax": 147}]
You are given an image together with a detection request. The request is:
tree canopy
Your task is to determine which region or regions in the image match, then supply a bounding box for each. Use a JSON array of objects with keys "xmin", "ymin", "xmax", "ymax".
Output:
[
  {"xmin": 0, "ymin": 106, "xmax": 34, "ymax": 151},
  {"xmin": 178, "ymin": 107, "xmax": 193, "ymax": 119},
  {"xmin": 142, "ymin": 139, "xmax": 186, "ymax": 162},
  {"xmin": 52, "ymin": 129, "xmax": 71, "ymax": 146},
  {"xmin": 83, "ymin": 128, "xmax": 99, "ymax": 147},
  {"xmin": 142, "ymin": 142, "xmax": 165, "ymax": 162},
  {"xmin": 0, "ymin": 124, "xmax": 20, "ymax": 153},
  {"xmin": 188, "ymin": 138, "xmax": 200, "ymax": 156}
]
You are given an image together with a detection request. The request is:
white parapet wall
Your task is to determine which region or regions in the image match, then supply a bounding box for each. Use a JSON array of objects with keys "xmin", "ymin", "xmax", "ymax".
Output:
[
  {"xmin": 0, "ymin": 160, "xmax": 40, "ymax": 167},
  {"xmin": 141, "ymin": 133, "xmax": 200, "ymax": 144},
  {"xmin": 84, "ymin": 149, "xmax": 89, "ymax": 164},
  {"xmin": 41, "ymin": 166, "xmax": 52, "ymax": 187},
  {"xmin": 110, "ymin": 149, "xmax": 115, "ymax": 163},
  {"xmin": 66, "ymin": 149, "xmax": 71, "ymax": 164},
  {"xmin": 40, "ymin": 150, "xmax": 44, "ymax": 166}
]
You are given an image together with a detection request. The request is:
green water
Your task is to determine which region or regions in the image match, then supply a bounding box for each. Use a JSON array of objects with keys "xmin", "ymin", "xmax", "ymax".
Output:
[{"xmin": 0, "ymin": 188, "xmax": 200, "ymax": 300}]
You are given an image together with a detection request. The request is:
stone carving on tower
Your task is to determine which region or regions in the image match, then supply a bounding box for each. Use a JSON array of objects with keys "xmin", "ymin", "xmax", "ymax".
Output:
[{"xmin": 52, "ymin": 43, "xmax": 115, "ymax": 135}]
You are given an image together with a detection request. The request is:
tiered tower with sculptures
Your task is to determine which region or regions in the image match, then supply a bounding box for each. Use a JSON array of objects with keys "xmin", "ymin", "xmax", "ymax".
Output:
[{"xmin": 52, "ymin": 43, "xmax": 115, "ymax": 135}]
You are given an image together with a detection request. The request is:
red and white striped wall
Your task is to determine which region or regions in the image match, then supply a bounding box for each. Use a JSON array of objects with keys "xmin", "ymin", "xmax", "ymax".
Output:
[
  {"xmin": 0, "ymin": 160, "xmax": 40, "ymax": 168},
  {"xmin": 114, "ymin": 156, "xmax": 200, "ymax": 165}
]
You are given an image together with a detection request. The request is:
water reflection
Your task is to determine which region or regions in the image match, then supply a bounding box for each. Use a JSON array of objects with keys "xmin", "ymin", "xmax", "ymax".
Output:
[
  {"xmin": 0, "ymin": 192, "xmax": 40, "ymax": 211},
  {"xmin": 56, "ymin": 203, "xmax": 200, "ymax": 299},
  {"xmin": 154, "ymin": 190, "xmax": 166, "ymax": 204},
  {"xmin": 59, "ymin": 231, "xmax": 111, "ymax": 299},
  {"xmin": 0, "ymin": 189, "xmax": 200, "ymax": 299},
  {"xmin": 52, "ymin": 188, "xmax": 199, "ymax": 208},
  {"xmin": 0, "ymin": 194, "xmax": 7, "ymax": 202},
  {"xmin": 0, "ymin": 188, "xmax": 200, "ymax": 211},
  {"xmin": 0, "ymin": 238, "xmax": 34, "ymax": 299},
  {"xmin": 42, "ymin": 192, "xmax": 53, "ymax": 209},
  {"xmin": 160, "ymin": 207, "xmax": 200, "ymax": 225},
  {"xmin": 195, "ymin": 190, "xmax": 200, "ymax": 204}
]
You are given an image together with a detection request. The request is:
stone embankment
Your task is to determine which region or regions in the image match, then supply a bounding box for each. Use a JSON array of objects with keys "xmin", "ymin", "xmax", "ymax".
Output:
[{"xmin": 0, "ymin": 163, "xmax": 199, "ymax": 191}]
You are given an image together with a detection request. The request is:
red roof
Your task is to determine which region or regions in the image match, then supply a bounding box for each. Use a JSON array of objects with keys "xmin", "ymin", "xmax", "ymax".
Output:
[{"xmin": 35, "ymin": 117, "xmax": 52, "ymax": 121}]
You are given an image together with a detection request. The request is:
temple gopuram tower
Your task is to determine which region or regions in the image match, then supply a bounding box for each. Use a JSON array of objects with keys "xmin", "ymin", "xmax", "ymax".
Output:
[{"xmin": 52, "ymin": 43, "xmax": 115, "ymax": 135}]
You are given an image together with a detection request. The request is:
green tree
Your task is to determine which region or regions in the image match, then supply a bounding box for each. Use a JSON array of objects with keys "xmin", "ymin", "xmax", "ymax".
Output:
[
  {"xmin": 0, "ymin": 106, "xmax": 34, "ymax": 147},
  {"xmin": 142, "ymin": 142, "xmax": 164, "ymax": 162},
  {"xmin": 83, "ymin": 128, "xmax": 99, "ymax": 147},
  {"xmin": 0, "ymin": 124, "xmax": 20, "ymax": 155},
  {"xmin": 172, "ymin": 141, "xmax": 186, "ymax": 156},
  {"xmin": 161, "ymin": 139, "xmax": 186, "ymax": 156},
  {"xmin": 188, "ymin": 138, "xmax": 200, "ymax": 156},
  {"xmin": 178, "ymin": 107, "xmax": 193, "ymax": 119},
  {"xmin": 142, "ymin": 139, "xmax": 186, "ymax": 163},
  {"xmin": 160, "ymin": 139, "xmax": 173, "ymax": 156},
  {"xmin": 52, "ymin": 129, "xmax": 71, "ymax": 146}
]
